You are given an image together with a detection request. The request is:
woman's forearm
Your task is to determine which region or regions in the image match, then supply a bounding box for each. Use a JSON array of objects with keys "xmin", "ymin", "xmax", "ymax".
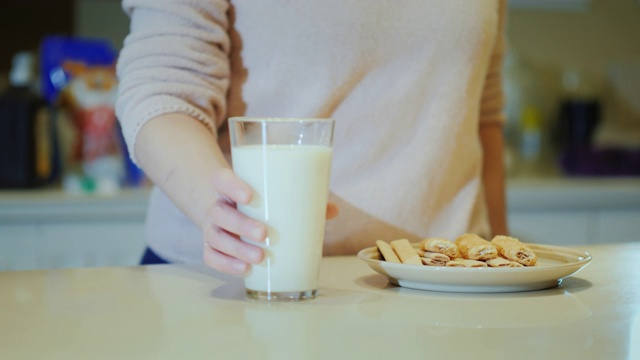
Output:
[
  {"xmin": 135, "ymin": 113, "xmax": 228, "ymax": 228},
  {"xmin": 134, "ymin": 113, "xmax": 267, "ymax": 272},
  {"xmin": 480, "ymin": 122, "xmax": 508, "ymax": 237}
]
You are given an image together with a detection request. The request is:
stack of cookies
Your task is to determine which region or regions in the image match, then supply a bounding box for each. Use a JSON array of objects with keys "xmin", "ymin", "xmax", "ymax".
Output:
[{"xmin": 376, "ymin": 234, "xmax": 537, "ymax": 268}]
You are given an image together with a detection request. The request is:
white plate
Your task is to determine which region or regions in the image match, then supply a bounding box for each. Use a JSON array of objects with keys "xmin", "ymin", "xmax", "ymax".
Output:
[{"xmin": 357, "ymin": 243, "xmax": 592, "ymax": 293}]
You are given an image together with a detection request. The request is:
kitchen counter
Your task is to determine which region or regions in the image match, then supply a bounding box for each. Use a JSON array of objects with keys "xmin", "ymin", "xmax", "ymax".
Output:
[{"xmin": 1, "ymin": 242, "xmax": 639, "ymax": 359}]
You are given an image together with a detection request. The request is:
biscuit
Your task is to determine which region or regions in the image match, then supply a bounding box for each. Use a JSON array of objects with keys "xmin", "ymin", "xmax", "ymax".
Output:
[
  {"xmin": 490, "ymin": 235, "xmax": 537, "ymax": 266},
  {"xmin": 376, "ymin": 240, "xmax": 400, "ymax": 263},
  {"xmin": 445, "ymin": 260, "xmax": 466, "ymax": 267},
  {"xmin": 390, "ymin": 239, "xmax": 422, "ymax": 265},
  {"xmin": 450, "ymin": 258, "xmax": 488, "ymax": 268},
  {"xmin": 486, "ymin": 257, "xmax": 517, "ymax": 268},
  {"xmin": 422, "ymin": 252, "xmax": 450, "ymax": 262},
  {"xmin": 454, "ymin": 234, "xmax": 498, "ymax": 261},
  {"xmin": 421, "ymin": 257, "xmax": 447, "ymax": 266},
  {"xmin": 421, "ymin": 238, "xmax": 460, "ymax": 258}
]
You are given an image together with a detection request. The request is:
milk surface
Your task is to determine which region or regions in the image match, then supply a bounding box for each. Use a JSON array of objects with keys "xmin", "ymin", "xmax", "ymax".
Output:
[{"xmin": 232, "ymin": 144, "xmax": 333, "ymax": 293}]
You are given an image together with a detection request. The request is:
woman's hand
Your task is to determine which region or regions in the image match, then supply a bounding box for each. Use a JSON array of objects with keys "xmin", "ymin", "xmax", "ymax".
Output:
[
  {"xmin": 203, "ymin": 168, "xmax": 340, "ymax": 275},
  {"xmin": 203, "ymin": 168, "xmax": 266, "ymax": 275},
  {"xmin": 326, "ymin": 202, "xmax": 339, "ymax": 220}
]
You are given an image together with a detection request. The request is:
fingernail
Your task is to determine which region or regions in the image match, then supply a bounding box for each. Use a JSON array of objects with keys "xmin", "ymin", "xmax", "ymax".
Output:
[
  {"xmin": 237, "ymin": 190, "xmax": 250, "ymax": 204},
  {"xmin": 233, "ymin": 261, "xmax": 248, "ymax": 273},
  {"xmin": 251, "ymin": 226, "xmax": 264, "ymax": 241},
  {"xmin": 248, "ymin": 249, "xmax": 263, "ymax": 264}
]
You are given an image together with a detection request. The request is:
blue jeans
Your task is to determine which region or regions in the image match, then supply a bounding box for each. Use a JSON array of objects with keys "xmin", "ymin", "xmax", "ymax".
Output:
[{"xmin": 140, "ymin": 247, "xmax": 169, "ymax": 265}]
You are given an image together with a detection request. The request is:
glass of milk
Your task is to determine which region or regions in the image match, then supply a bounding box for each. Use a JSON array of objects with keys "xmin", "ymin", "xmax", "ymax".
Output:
[{"xmin": 229, "ymin": 117, "xmax": 335, "ymax": 301}]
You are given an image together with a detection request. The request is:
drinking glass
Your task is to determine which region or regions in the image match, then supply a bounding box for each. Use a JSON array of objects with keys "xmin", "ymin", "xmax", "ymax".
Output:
[{"xmin": 229, "ymin": 117, "xmax": 335, "ymax": 301}]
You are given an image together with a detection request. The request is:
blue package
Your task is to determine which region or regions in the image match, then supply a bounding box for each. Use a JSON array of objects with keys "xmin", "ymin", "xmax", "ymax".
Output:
[
  {"xmin": 40, "ymin": 36, "xmax": 117, "ymax": 105},
  {"xmin": 39, "ymin": 36, "xmax": 146, "ymax": 189}
]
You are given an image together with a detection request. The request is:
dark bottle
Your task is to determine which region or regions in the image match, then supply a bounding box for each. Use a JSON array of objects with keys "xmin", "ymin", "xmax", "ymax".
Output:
[{"xmin": 0, "ymin": 52, "xmax": 53, "ymax": 188}]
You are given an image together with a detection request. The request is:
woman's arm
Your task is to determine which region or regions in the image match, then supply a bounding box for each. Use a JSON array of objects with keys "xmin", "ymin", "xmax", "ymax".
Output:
[
  {"xmin": 117, "ymin": 0, "xmax": 266, "ymax": 273},
  {"xmin": 479, "ymin": 0, "xmax": 508, "ymax": 237},
  {"xmin": 480, "ymin": 122, "xmax": 508, "ymax": 236},
  {"xmin": 134, "ymin": 113, "xmax": 266, "ymax": 274}
]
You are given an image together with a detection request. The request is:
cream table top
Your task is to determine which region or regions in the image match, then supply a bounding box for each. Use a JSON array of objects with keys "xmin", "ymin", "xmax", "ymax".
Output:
[{"xmin": 1, "ymin": 243, "xmax": 639, "ymax": 360}]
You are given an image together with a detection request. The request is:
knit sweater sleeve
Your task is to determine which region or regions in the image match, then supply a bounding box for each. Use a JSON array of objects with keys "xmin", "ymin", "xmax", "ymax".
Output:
[
  {"xmin": 116, "ymin": 0, "xmax": 231, "ymax": 164},
  {"xmin": 479, "ymin": 0, "xmax": 506, "ymax": 126}
]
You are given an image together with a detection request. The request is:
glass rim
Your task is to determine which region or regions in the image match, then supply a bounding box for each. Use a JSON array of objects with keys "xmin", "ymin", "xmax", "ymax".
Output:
[{"xmin": 229, "ymin": 117, "xmax": 334, "ymax": 123}]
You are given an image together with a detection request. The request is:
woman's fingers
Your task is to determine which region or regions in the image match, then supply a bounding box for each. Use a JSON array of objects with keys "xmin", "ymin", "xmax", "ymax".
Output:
[
  {"xmin": 202, "ymin": 208, "xmax": 265, "ymax": 274},
  {"xmin": 210, "ymin": 199, "xmax": 266, "ymax": 242},
  {"xmin": 204, "ymin": 224, "xmax": 263, "ymax": 263},
  {"xmin": 203, "ymin": 167, "xmax": 267, "ymax": 275},
  {"xmin": 326, "ymin": 202, "xmax": 339, "ymax": 220},
  {"xmin": 211, "ymin": 168, "xmax": 252, "ymax": 204},
  {"xmin": 206, "ymin": 168, "xmax": 337, "ymax": 275},
  {"xmin": 202, "ymin": 243, "xmax": 250, "ymax": 275}
]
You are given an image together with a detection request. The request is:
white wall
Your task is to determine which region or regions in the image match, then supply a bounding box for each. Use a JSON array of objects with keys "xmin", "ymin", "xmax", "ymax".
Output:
[{"xmin": 74, "ymin": 0, "xmax": 130, "ymax": 50}]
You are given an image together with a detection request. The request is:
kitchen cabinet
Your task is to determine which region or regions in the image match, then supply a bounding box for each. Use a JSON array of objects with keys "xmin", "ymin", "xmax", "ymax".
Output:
[
  {"xmin": 508, "ymin": 209, "xmax": 640, "ymax": 245},
  {"xmin": 508, "ymin": 0, "xmax": 590, "ymax": 11},
  {"xmin": 507, "ymin": 178, "xmax": 640, "ymax": 245},
  {"xmin": 509, "ymin": 210, "xmax": 593, "ymax": 245},
  {"xmin": 1, "ymin": 177, "xmax": 639, "ymax": 271},
  {"xmin": 0, "ymin": 189, "xmax": 148, "ymax": 271}
]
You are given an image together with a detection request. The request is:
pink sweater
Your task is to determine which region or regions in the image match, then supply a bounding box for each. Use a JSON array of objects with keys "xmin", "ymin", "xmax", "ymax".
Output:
[{"xmin": 116, "ymin": 0, "xmax": 506, "ymax": 263}]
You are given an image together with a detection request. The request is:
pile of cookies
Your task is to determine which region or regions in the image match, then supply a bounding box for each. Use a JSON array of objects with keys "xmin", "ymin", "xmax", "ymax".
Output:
[{"xmin": 376, "ymin": 234, "xmax": 537, "ymax": 268}]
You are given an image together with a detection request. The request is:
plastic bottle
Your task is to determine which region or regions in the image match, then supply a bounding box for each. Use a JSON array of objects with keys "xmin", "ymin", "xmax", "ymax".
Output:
[
  {"xmin": 0, "ymin": 52, "xmax": 53, "ymax": 188},
  {"xmin": 520, "ymin": 106, "xmax": 542, "ymax": 162}
]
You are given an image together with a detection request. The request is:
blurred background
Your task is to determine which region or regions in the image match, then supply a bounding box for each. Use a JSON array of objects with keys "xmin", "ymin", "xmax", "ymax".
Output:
[{"xmin": 1, "ymin": 0, "xmax": 639, "ymax": 271}]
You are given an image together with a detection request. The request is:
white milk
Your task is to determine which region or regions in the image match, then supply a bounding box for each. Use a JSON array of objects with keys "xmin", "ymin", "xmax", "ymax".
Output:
[{"xmin": 232, "ymin": 144, "xmax": 333, "ymax": 293}]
